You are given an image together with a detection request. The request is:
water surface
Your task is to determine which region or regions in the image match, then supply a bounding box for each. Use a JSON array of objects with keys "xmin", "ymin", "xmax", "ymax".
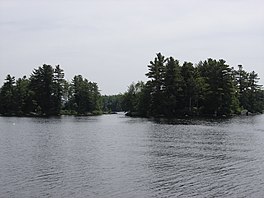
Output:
[{"xmin": 0, "ymin": 114, "xmax": 264, "ymax": 197}]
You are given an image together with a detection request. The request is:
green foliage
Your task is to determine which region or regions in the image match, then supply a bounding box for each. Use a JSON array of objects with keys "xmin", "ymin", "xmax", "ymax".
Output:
[
  {"xmin": 1, "ymin": 56, "xmax": 263, "ymax": 118},
  {"xmin": 29, "ymin": 64, "xmax": 55, "ymax": 115},
  {"xmin": 146, "ymin": 53, "xmax": 166, "ymax": 115},
  {"xmin": 53, "ymin": 65, "xmax": 65, "ymax": 115},
  {"xmin": 14, "ymin": 76, "xmax": 31, "ymax": 115},
  {"xmin": 0, "ymin": 75, "xmax": 16, "ymax": 115},
  {"xmin": 122, "ymin": 81, "xmax": 147, "ymax": 116},
  {"xmin": 181, "ymin": 62, "xmax": 196, "ymax": 115},
  {"xmin": 102, "ymin": 94, "xmax": 124, "ymax": 113},
  {"xmin": 0, "ymin": 65, "xmax": 102, "ymax": 116},
  {"xmin": 163, "ymin": 57, "xmax": 183, "ymax": 116},
  {"xmin": 123, "ymin": 53, "xmax": 264, "ymax": 117},
  {"xmin": 197, "ymin": 59, "xmax": 239, "ymax": 116},
  {"xmin": 236, "ymin": 67, "xmax": 263, "ymax": 113},
  {"xmin": 62, "ymin": 75, "xmax": 101, "ymax": 115}
]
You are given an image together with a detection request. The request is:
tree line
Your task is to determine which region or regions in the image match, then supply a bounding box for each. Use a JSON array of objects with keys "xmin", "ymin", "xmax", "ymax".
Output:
[
  {"xmin": 0, "ymin": 64, "xmax": 101, "ymax": 116},
  {"xmin": 1, "ymin": 54, "xmax": 264, "ymax": 117},
  {"xmin": 122, "ymin": 53, "xmax": 264, "ymax": 117}
]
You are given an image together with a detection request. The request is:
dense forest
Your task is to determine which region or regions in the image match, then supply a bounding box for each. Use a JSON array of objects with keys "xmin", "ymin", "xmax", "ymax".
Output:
[
  {"xmin": 0, "ymin": 65, "xmax": 102, "ymax": 116},
  {"xmin": 122, "ymin": 53, "xmax": 264, "ymax": 117},
  {"xmin": 0, "ymin": 53, "xmax": 264, "ymax": 117}
]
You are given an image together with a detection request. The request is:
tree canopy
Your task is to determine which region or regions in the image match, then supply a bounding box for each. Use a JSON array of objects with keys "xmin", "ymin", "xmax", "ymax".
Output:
[
  {"xmin": 122, "ymin": 53, "xmax": 264, "ymax": 117},
  {"xmin": 0, "ymin": 65, "xmax": 101, "ymax": 116},
  {"xmin": 1, "ymin": 55, "xmax": 263, "ymax": 117}
]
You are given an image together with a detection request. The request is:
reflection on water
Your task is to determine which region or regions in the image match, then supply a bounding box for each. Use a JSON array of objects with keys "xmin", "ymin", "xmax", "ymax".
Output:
[{"xmin": 0, "ymin": 114, "xmax": 264, "ymax": 197}]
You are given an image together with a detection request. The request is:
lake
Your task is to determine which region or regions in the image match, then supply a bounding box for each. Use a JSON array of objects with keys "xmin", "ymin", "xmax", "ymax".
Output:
[{"xmin": 0, "ymin": 114, "xmax": 264, "ymax": 197}]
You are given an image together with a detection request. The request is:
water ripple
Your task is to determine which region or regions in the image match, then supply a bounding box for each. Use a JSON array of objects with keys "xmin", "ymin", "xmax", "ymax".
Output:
[{"xmin": 0, "ymin": 114, "xmax": 264, "ymax": 197}]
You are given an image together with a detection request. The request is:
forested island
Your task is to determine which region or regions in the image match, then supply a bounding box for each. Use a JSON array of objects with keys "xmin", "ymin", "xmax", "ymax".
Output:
[{"xmin": 0, "ymin": 53, "xmax": 264, "ymax": 117}]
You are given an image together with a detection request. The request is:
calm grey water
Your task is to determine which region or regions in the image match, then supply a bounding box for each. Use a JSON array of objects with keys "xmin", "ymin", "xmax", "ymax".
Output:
[{"xmin": 0, "ymin": 114, "xmax": 264, "ymax": 198}]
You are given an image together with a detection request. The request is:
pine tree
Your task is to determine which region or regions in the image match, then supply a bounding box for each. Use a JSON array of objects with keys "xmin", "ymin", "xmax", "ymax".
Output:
[
  {"xmin": 146, "ymin": 53, "xmax": 166, "ymax": 116},
  {"xmin": 163, "ymin": 57, "xmax": 183, "ymax": 116},
  {"xmin": 53, "ymin": 65, "xmax": 65, "ymax": 114},
  {"xmin": 14, "ymin": 76, "xmax": 31, "ymax": 115},
  {"xmin": 0, "ymin": 75, "xmax": 16, "ymax": 115},
  {"xmin": 29, "ymin": 64, "xmax": 54, "ymax": 115},
  {"xmin": 181, "ymin": 62, "xmax": 196, "ymax": 115},
  {"xmin": 198, "ymin": 59, "xmax": 238, "ymax": 116}
]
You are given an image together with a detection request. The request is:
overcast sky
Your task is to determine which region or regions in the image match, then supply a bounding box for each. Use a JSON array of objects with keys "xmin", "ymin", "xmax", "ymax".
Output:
[{"xmin": 0, "ymin": 0, "xmax": 264, "ymax": 95}]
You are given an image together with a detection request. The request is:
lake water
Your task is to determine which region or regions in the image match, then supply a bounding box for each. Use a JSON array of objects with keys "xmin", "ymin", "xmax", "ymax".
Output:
[{"xmin": 0, "ymin": 114, "xmax": 264, "ymax": 198}]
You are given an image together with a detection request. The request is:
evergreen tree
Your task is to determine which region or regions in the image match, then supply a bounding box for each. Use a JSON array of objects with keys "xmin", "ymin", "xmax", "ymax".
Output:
[
  {"xmin": 102, "ymin": 94, "xmax": 124, "ymax": 113},
  {"xmin": 146, "ymin": 53, "xmax": 166, "ymax": 116},
  {"xmin": 198, "ymin": 59, "xmax": 239, "ymax": 116},
  {"xmin": 136, "ymin": 82, "xmax": 151, "ymax": 117},
  {"xmin": 163, "ymin": 57, "xmax": 183, "ymax": 116},
  {"xmin": 0, "ymin": 55, "xmax": 263, "ymax": 118},
  {"xmin": 247, "ymin": 71, "xmax": 263, "ymax": 112},
  {"xmin": 234, "ymin": 65, "xmax": 263, "ymax": 113},
  {"xmin": 181, "ymin": 62, "xmax": 196, "ymax": 115},
  {"xmin": 122, "ymin": 81, "xmax": 148, "ymax": 116},
  {"xmin": 53, "ymin": 65, "xmax": 65, "ymax": 114},
  {"xmin": 235, "ymin": 65, "xmax": 250, "ymax": 110},
  {"xmin": 70, "ymin": 75, "xmax": 101, "ymax": 115},
  {"xmin": 14, "ymin": 76, "xmax": 31, "ymax": 115},
  {"xmin": 88, "ymin": 81, "xmax": 101, "ymax": 113},
  {"xmin": 29, "ymin": 64, "xmax": 54, "ymax": 115},
  {"xmin": 0, "ymin": 75, "xmax": 16, "ymax": 115}
]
